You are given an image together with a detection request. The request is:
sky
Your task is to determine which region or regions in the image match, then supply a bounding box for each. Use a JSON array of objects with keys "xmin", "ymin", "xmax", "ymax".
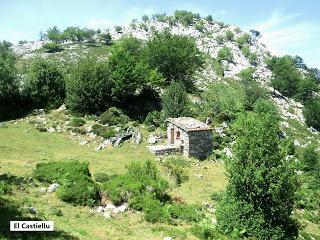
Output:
[{"xmin": 1, "ymin": 0, "xmax": 319, "ymax": 68}]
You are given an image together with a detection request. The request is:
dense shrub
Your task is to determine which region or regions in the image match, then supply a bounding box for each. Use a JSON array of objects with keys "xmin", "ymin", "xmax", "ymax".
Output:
[
  {"xmin": 162, "ymin": 157, "xmax": 189, "ymax": 185},
  {"xmin": 108, "ymin": 36, "xmax": 164, "ymax": 102},
  {"xmin": 301, "ymin": 144, "xmax": 319, "ymax": 171},
  {"xmin": 269, "ymin": 56, "xmax": 301, "ymax": 97},
  {"xmin": 225, "ymin": 30, "xmax": 234, "ymax": 41},
  {"xmin": 98, "ymin": 107, "xmax": 130, "ymax": 125},
  {"xmin": 65, "ymin": 58, "xmax": 113, "ymax": 113},
  {"xmin": 192, "ymin": 221, "xmax": 224, "ymax": 240},
  {"xmin": 218, "ymin": 47, "xmax": 233, "ymax": 62},
  {"xmin": 303, "ymin": 97, "xmax": 320, "ymax": 130},
  {"xmin": 241, "ymin": 46, "xmax": 257, "ymax": 65},
  {"xmin": 205, "ymin": 15, "xmax": 213, "ymax": 23},
  {"xmin": 68, "ymin": 117, "xmax": 85, "ymax": 127},
  {"xmin": 201, "ymin": 82, "xmax": 246, "ymax": 122},
  {"xmin": 42, "ymin": 42, "xmax": 62, "ymax": 53},
  {"xmin": 24, "ymin": 58, "xmax": 65, "ymax": 108},
  {"xmin": 212, "ymin": 59, "xmax": 224, "ymax": 77},
  {"xmin": 215, "ymin": 35, "xmax": 225, "ymax": 44},
  {"xmin": 144, "ymin": 110, "xmax": 162, "ymax": 127},
  {"xmin": 238, "ymin": 67, "xmax": 255, "ymax": 83},
  {"xmin": 174, "ymin": 10, "xmax": 198, "ymax": 26},
  {"xmin": 167, "ymin": 203, "xmax": 203, "ymax": 222},
  {"xmin": 296, "ymin": 74, "xmax": 318, "ymax": 102},
  {"xmin": 46, "ymin": 26, "xmax": 62, "ymax": 43},
  {"xmin": 195, "ymin": 22, "xmax": 205, "ymax": 32},
  {"xmin": 236, "ymin": 33, "xmax": 251, "ymax": 48},
  {"xmin": 216, "ymin": 112, "xmax": 299, "ymax": 239},
  {"xmin": 162, "ymin": 82, "xmax": 190, "ymax": 119},
  {"xmin": 114, "ymin": 26, "xmax": 123, "ymax": 33},
  {"xmin": 57, "ymin": 178, "xmax": 100, "ymax": 206},
  {"xmin": 99, "ymin": 32, "xmax": 112, "ymax": 45},
  {"xmin": 102, "ymin": 160, "xmax": 169, "ymax": 205},
  {"xmin": 145, "ymin": 30, "xmax": 204, "ymax": 88},
  {"xmin": 243, "ymin": 81, "xmax": 267, "ymax": 110},
  {"xmin": 253, "ymin": 99, "xmax": 279, "ymax": 117},
  {"xmin": 33, "ymin": 161, "xmax": 100, "ymax": 206}
]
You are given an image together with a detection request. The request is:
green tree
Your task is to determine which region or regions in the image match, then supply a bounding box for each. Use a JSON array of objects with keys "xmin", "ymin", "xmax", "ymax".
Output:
[
  {"xmin": 0, "ymin": 41, "xmax": 18, "ymax": 101},
  {"xmin": 295, "ymin": 74, "xmax": 318, "ymax": 102},
  {"xmin": 99, "ymin": 32, "xmax": 112, "ymax": 45},
  {"xmin": 225, "ymin": 30, "xmax": 235, "ymax": 41},
  {"xmin": 205, "ymin": 14, "xmax": 213, "ymax": 23},
  {"xmin": 42, "ymin": 42, "xmax": 62, "ymax": 53},
  {"xmin": 236, "ymin": 33, "xmax": 251, "ymax": 49},
  {"xmin": 217, "ymin": 112, "xmax": 298, "ymax": 239},
  {"xmin": 174, "ymin": 10, "xmax": 197, "ymax": 26},
  {"xmin": 145, "ymin": 30, "xmax": 204, "ymax": 89},
  {"xmin": 24, "ymin": 58, "xmax": 65, "ymax": 108},
  {"xmin": 46, "ymin": 26, "xmax": 62, "ymax": 43},
  {"xmin": 218, "ymin": 47, "xmax": 233, "ymax": 62},
  {"xmin": 303, "ymin": 97, "xmax": 320, "ymax": 130},
  {"xmin": 269, "ymin": 56, "xmax": 301, "ymax": 97},
  {"xmin": 162, "ymin": 82, "xmax": 190, "ymax": 118},
  {"xmin": 107, "ymin": 36, "xmax": 164, "ymax": 103},
  {"xmin": 65, "ymin": 58, "xmax": 113, "ymax": 113},
  {"xmin": 202, "ymin": 82, "xmax": 246, "ymax": 121},
  {"xmin": 301, "ymin": 144, "xmax": 319, "ymax": 171}
]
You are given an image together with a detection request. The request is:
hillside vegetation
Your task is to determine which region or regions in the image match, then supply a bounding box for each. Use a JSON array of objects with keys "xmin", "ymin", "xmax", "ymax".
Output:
[{"xmin": 0, "ymin": 10, "xmax": 320, "ymax": 240}]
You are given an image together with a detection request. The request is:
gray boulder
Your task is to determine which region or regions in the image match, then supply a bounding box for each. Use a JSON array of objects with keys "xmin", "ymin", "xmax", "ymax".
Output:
[{"xmin": 48, "ymin": 183, "xmax": 60, "ymax": 193}]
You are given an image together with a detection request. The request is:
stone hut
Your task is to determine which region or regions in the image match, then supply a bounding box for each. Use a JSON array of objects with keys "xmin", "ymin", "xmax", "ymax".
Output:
[{"xmin": 167, "ymin": 117, "xmax": 213, "ymax": 159}]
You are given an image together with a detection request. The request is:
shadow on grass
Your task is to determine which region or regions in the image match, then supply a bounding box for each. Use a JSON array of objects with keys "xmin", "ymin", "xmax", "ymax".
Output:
[
  {"xmin": 0, "ymin": 198, "xmax": 78, "ymax": 240},
  {"xmin": 0, "ymin": 173, "xmax": 78, "ymax": 240}
]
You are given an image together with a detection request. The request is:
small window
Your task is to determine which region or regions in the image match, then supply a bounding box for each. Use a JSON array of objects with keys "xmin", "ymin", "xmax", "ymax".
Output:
[{"xmin": 176, "ymin": 131, "xmax": 181, "ymax": 139}]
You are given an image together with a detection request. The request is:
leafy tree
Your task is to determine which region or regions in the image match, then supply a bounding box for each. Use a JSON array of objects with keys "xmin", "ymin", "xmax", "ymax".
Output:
[
  {"xmin": 225, "ymin": 30, "xmax": 234, "ymax": 41},
  {"xmin": 205, "ymin": 14, "xmax": 213, "ymax": 23},
  {"xmin": 202, "ymin": 82, "xmax": 246, "ymax": 121},
  {"xmin": 46, "ymin": 26, "xmax": 62, "ymax": 43},
  {"xmin": 42, "ymin": 42, "xmax": 62, "ymax": 53},
  {"xmin": 114, "ymin": 26, "xmax": 123, "ymax": 33},
  {"xmin": 142, "ymin": 15, "xmax": 149, "ymax": 22},
  {"xmin": 236, "ymin": 33, "xmax": 251, "ymax": 48},
  {"xmin": 99, "ymin": 32, "xmax": 112, "ymax": 45},
  {"xmin": 294, "ymin": 55, "xmax": 307, "ymax": 70},
  {"xmin": 0, "ymin": 41, "xmax": 18, "ymax": 101},
  {"xmin": 107, "ymin": 36, "xmax": 164, "ymax": 103},
  {"xmin": 217, "ymin": 112, "xmax": 298, "ymax": 239},
  {"xmin": 174, "ymin": 10, "xmax": 197, "ymax": 26},
  {"xmin": 301, "ymin": 144, "xmax": 319, "ymax": 171},
  {"xmin": 162, "ymin": 81, "xmax": 190, "ymax": 118},
  {"xmin": 212, "ymin": 59, "xmax": 224, "ymax": 77},
  {"xmin": 65, "ymin": 58, "xmax": 113, "ymax": 113},
  {"xmin": 238, "ymin": 67, "xmax": 255, "ymax": 83},
  {"xmin": 295, "ymin": 74, "xmax": 318, "ymax": 102},
  {"xmin": 269, "ymin": 56, "xmax": 301, "ymax": 97},
  {"xmin": 243, "ymin": 82, "xmax": 267, "ymax": 110},
  {"xmin": 145, "ymin": 30, "xmax": 204, "ymax": 89},
  {"xmin": 218, "ymin": 47, "xmax": 233, "ymax": 62},
  {"xmin": 253, "ymin": 99, "xmax": 279, "ymax": 118},
  {"xmin": 24, "ymin": 58, "xmax": 65, "ymax": 108},
  {"xmin": 303, "ymin": 97, "xmax": 320, "ymax": 130}
]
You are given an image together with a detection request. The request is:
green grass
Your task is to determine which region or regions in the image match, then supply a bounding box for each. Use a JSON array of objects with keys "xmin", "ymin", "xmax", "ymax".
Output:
[{"xmin": 0, "ymin": 119, "xmax": 319, "ymax": 239}]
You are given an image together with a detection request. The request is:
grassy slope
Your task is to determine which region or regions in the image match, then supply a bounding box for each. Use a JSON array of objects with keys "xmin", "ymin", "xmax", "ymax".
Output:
[{"xmin": 0, "ymin": 121, "xmax": 226, "ymax": 240}]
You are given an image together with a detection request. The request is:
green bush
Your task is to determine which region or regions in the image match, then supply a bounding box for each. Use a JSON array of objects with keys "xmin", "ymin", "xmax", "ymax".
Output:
[
  {"xmin": 114, "ymin": 26, "xmax": 122, "ymax": 32},
  {"xmin": 195, "ymin": 23, "xmax": 205, "ymax": 33},
  {"xmin": 192, "ymin": 220, "xmax": 223, "ymax": 240},
  {"xmin": 236, "ymin": 33, "xmax": 251, "ymax": 48},
  {"xmin": 68, "ymin": 117, "xmax": 85, "ymax": 127},
  {"xmin": 102, "ymin": 160, "xmax": 169, "ymax": 205},
  {"xmin": 145, "ymin": 30, "xmax": 204, "ymax": 88},
  {"xmin": 167, "ymin": 203, "xmax": 203, "ymax": 222},
  {"xmin": 33, "ymin": 161, "xmax": 91, "ymax": 184},
  {"xmin": 212, "ymin": 59, "xmax": 224, "ymax": 77},
  {"xmin": 295, "ymin": 74, "xmax": 318, "ymax": 102},
  {"xmin": 24, "ymin": 58, "xmax": 65, "ymax": 108},
  {"xmin": 215, "ymin": 35, "xmax": 225, "ymax": 44},
  {"xmin": 253, "ymin": 99, "xmax": 279, "ymax": 117},
  {"xmin": 34, "ymin": 161, "xmax": 100, "ymax": 206},
  {"xmin": 301, "ymin": 144, "xmax": 319, "ymax": 171},
  {"xmin": 243, "ymin": 81, "xmax": 267, "ymax": 110},
  {"xmin": 174, "ymin": 10, "xmax": 197, "ymax": 26},
  {"xmin": 269, "ymin": 56, "xmax": 301, "ymax": 97},
  {"xmin": 144, "ymin": 110, "xmax": 162, "ymax": 127},
  {"xmin": 94, "ymin": 173, "xmax": 116, "ymax": 183},
  {"xmin": 202, "ymin": 82, "xmax": 246, "ymax": 122},
  {"xmin": 66, "ymin": 58, "xmax": 113, "ymax": 114},
  {"xmin": 91, "ymin": 124, "xmax": 116, "ymax": 138},
  {"xmin": 241, "ymin": 46, "xmax": 257, "ymax": 65},
  {"xmin": 225, "ymin": 30, "xmax": 234, "ymax": 41},
  {"xmin": 303, "ymin": 97, "xmax": 320, "ymax": 130},
  {"xmin": 162, "ymin": 82, "xmax": 190, "ymax": 119},
  {"xmin": 218, "ymin": 47, "xmax": 233, "ymax": 62},
  {"xmin": 99, "ymin": 107, "xmax": 130, "ymax": 126},
  {"xmin": 57, "ymin": 178, "xmax": 100, "ymax": 206},
  {"xmin": 162, "ymin": 158, "xmax": 189, "ymax": 185},
  {"xmin": 42, "ymin": 42, "xmax": 62, "ymax": 53}
]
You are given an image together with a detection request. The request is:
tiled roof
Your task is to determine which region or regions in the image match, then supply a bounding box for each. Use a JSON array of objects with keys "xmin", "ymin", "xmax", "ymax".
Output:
[{"xmin": 167, "ymin": 117, "xmax": 212, "ymax": 132}]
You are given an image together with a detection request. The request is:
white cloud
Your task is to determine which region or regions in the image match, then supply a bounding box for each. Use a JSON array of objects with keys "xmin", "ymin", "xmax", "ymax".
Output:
[{"xmin": 249, "ymin": 9, "xmax": 320, "ymax": 68}]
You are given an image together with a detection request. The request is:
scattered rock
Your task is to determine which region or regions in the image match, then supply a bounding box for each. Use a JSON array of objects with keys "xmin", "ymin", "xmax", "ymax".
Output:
[
  {"xmin": 57, "ymin": 104, "xmax": 66, "ymax": 112},
  {"xmin": 113, "ymin": 203, "xmax": 128, "ymax": 214},
  {"xmin": 38, "ymin": 187, "xmax": 47, "ymax": 194},
  {"xmin": 294, "ymin": 139, "xmax": 301, "ymax": 147},
  {"xmin": 95, "ymin": 143, "xmax": 106, "ymax": 151},
  {"xmin": 104, "ymin": 203, "xmax": 116, "ymax": 211},
  {"xmin": 96, "ymin": 206, "xmax": 104, "ymax": 213},
  {"xmin": 211, "ymin": 218, "xmax": 217, "ymax": 225},
  {"xmin": 47, "ymin": 127, "xmax": 56, "ymax": 133},
  {"xmin": 163, "ymin": 237, "xmax": 173, "ymax": 240},
  {"xmin": 48, "ymin": 183, "xmax": 60, "ymax": 193},
  {"xmin": 28, "ymin": 207, "xmax": 38, "ymax": 214},
  {"xmin": 147, "ymin": 134, "xmax": 157, "ymax": 144},
  {"xmin": 103, "ymin": 211, "xmax": 112, "ymax": 219},
  {"xmin": 113, "ymin": 138, "xmax": 122, "ymax": 147},
  {"xmin": 79, "ymin": 140, "xmax": 88, "ymax": 146},
  {"xmin": 132, "ymin": 131, "xmax": 142, "ymax": 144}
]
